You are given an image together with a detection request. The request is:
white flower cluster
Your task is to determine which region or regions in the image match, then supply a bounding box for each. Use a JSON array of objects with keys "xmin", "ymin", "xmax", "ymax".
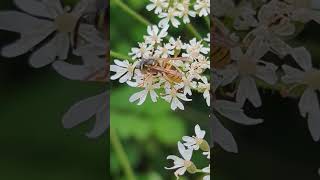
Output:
[
  {"xmin": 111, "ymin": 24, "xmax": 210, "ymax": 111},
  {"xmin": 212, "ymin": 0, "xmax": 320, "ymax": 153},
  {"xmin": 0, "ymin": 0, "xmax": 108, "ymax": 137},
  {"xmin": 146, "ymin": 0, "xmax": 210, "ymax": 28},
  {"xmin": 165, "ymin": 124, "xmax": 210, "ymax": 179}
]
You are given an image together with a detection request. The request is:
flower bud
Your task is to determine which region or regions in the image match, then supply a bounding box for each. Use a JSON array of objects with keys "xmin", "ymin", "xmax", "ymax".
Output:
[
  {"xmin": 186, "ymin": 161, "xmax": 198, "ymax": 174},
  {"xmin": 199, "ymin": 139, "xmax": 210, "ymax": 152}
]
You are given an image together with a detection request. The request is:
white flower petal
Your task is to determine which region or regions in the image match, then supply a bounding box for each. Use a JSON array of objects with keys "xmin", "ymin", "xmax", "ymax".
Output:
[
  {"xmin": 195, "ymin": 124, "xmax": 206, "ymax": 138},
  {"xmin": 236, "ymin": 76, "xmax": 261, "ymax": 107}
]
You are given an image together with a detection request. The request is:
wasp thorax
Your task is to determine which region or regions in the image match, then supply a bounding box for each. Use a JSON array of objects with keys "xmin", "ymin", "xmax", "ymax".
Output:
[
  {"xmin": 55, "ymin": 13, "xmax": 78, "ymax": 33},
  {"xmin": 303, "ymin": 70, "xmax": 320, "ymax": 90},
  {"xmin": 238, "ymin": 58, "xmax": 256, "ymax": 76}
]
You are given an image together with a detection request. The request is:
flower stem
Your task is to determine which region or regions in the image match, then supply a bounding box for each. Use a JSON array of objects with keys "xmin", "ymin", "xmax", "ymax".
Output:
[
  {"xmin": 186, "ymin": 23, "xmax": 202, "ymax": 40},
  {"xmin": 110, "ymin": 50, "xmax": 132, "ymax": 61},
  {"xmin": 112, "ymin": 0, "xmax": 150, "ymax": 26},
  {"xmin": 205, "ymin": 16, "xmax": 210, "ymax": 29},
  {"xmin": 110, "ymin": 128, "xmax": 136, "ymax": 180}
]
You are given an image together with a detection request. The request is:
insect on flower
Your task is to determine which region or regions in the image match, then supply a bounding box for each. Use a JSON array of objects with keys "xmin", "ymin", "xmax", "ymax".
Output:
[{"xmin": 136, "ymin": 56, "xmax": 190, "ymax": 84}]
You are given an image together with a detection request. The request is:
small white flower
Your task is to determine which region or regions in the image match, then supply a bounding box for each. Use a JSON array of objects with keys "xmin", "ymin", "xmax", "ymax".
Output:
[
  {"xmin": 183, "ymin": 38, "xmax": 209, "ymax": 60},
  {"xmin": 129, "ymin": 42, "xmax": 153, "ymax": 59},
  {"xmin": 129, "ymin": 78, "xmax": 161, "ymax": 105},
  {"xmin": 198, "ymin": 77, "xmax": 210, "ymax": 106},
  {"xmin": 182, "ymin": 124, "xmax": 206, "ymax": 150},
  {"xmin": 185, "ymin": 62, "xmax": 203, "ymax": 80},
  {"xmin": 197, "ymin": 55, "xmax": 210, "ymax": 70},
  {"xmin": 177, "ymin": 0, "xmax": 197, "ymax": 24},
  {"xmin": 155, "ymin": 43, "xmax": 174, "ymax": 58},
  {"xmin": 162, "ymin": 83, "xmax": 191, "ymax": 110},
  {"xmin": 159, "ymin": 7, "xmax": 181, "ymax": 28},
  {"xmin": 180, "ymin": 75, "xmax": 197, "ymax": 96},
  {"xmin": 169, "ymin": 37, "xmax": 184, "ymax": 50},
  {"xmin": 144, "ymin": 25, "xmax": 168, "ymax": 45},
  {"xmin": 110, "ymin": 60, "xmax": 138, "ymax": 83},
  {"xmin": 165, "ymin": 141, "xmax": 194, "ymax": 179},
  {"xmin": 146, "ymin": 0, "xmax": 169, "ymax": 14},
  {"xmin": 194, "ymin": 0, "xmax": 210, "ymax": 17}
]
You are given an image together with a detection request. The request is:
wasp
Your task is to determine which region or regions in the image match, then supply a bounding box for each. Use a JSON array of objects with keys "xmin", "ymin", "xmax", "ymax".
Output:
[
  {"xmin": 136, "ymin": 57, "xmax": 189, "ymax": 84},
  {"xmin": 211, "ymin": 17, "xmax": 240, "ymax": 69}
]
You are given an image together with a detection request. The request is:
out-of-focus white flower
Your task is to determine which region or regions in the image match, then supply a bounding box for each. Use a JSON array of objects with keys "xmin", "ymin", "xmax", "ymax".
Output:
[
  {"xmin": 110, "ymin": 59, "xmax": 137, "ymax": 83},
  {"xmin": 53, "ymin": 39, "xmax": 107, "ymax": 82},
  {"xmin": 182, "ymin": 124, "xmax": 207, "ymax": 150},
  {"xmin": 202, "ymin": 165, "xmax": 210, "ymax": 180},
  {"xmin": 282, "ymin": 47, "xmax": 320, "ymax": 141},
  {"xmin": 212, "ymin": 0, "xmax": 257, "ymax": 30},
  {"xmin": 194, "ymin": 0, "xmax": 210, "ymax": 17},
  {"xmin": 162, "ymin": 83, "xmax": 191, "ymax": 110},
  {"xmin": 159, "ymin": 7, "xmax": 181, "ymax": 28},
  {"xmin": 219, "ymin": 40, "xmax": 277, "ymax": 107},
  {"xmin": 165, "ymin": 141, "xmax": 195, "ymax": 179},
  {"xmin": 62, "ymin": 92, "xmax": 108, "ymax": 138},
  {"xmin": 144, "ymin": 25, "xmax": 169, "ymax": 45},
  {"xmin": 0, "ymin": 0, "xmax": 90, "ymax": 68},
  {"xmin": 146, "ymin": 0, "xmax": 169, "ymax": 14},
  {"xmin": 212, "ymin": 100, "xmax": 264, "ymax": 153},
  {"xmin": 198, "ymin": 77, "xmax": 210, "ymax": 106},
  {"xmin": 177, "ymin": 0, "xmax": 197, "ymax": 24}
]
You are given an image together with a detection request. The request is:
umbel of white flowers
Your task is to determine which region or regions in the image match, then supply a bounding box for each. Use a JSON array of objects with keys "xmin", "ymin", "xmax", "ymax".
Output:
[
  {"xmin": 111, "ymin": 24, "xmax": 210, "ymax": 111},
  {"xmin": 165, "ymin": 124, "xmax": 210, "ymax": 179}
]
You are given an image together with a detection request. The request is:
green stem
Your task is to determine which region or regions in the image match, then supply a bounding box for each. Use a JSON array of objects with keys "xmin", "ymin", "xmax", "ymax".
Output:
[
  {"xmin": 205, "ymin": 16, "xmax": 210, "ymax": 29},
  {"xmin": 113, "ymin": 0, "xmax": 150, "ymax": 26},
  {"xmin": 186, "ymin": 23, "xmax": 202, "ymax": 40},
  {"xmin": 110, "ymin": 128, "xmax": 136, "ymax": 180},
  {"xmin": 110, "ymin": 50, "xmax": 132, "ymax": 61}
]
